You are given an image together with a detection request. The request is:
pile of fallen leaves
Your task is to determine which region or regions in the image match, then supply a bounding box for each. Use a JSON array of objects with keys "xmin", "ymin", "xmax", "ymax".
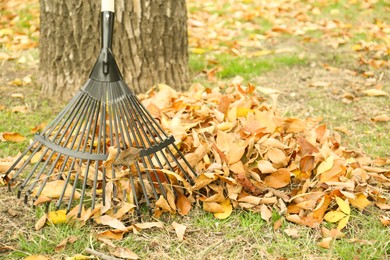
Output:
[{"xmin": 142, "ymin": 83, "xmax": 389, "ymax": 226}]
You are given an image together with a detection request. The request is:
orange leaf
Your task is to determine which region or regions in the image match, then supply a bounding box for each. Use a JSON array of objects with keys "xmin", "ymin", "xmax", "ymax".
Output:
[
  {"xmin": 214, "ymin": 199, "xmax": 233, "ymax": 219},
  {"xmin": 0, "ymin": 132, "xmax": 25, "ymax": 142},
  {"xmin": 350, "ymin": 194, "xmax": 371, "ymax": 210},
  {"xmin": 264, "ymin": 168, "xmax": 290, "ymax": 188},
  {"xmin": 176, "ymin": 193, "xmax": 191, "ymax": 216},
  {"xmin": 318, "ymin": 237, "xmax": 333, "ymax": 249}
]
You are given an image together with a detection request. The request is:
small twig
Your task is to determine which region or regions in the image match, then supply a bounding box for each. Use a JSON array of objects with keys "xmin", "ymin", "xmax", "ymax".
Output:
[{"xmin": 84, "ymin": 248, "xmax": 121, "ymax": 260}]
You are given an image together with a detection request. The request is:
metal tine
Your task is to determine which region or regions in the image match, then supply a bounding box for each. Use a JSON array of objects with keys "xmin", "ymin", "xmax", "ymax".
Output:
[
  {"xmin": 6, "ymin": 141, "xmax": 43, "ymax": 182},
  {"xmin": 113, "ymin": 85, "xmax": 160, "ymax": 202},
  {"xmin": 67, "ymin": 97, "xmax": 98, "ymax": 213},
  {"xmin": 33, "ymin": 96, "xmax": 94, "ymax": 208},
  {"xmin": 131, "ymin": 95, "xmax": 197, "ymax": 181},
  {"xmin": 132, "ymin": 95, "xmax": 197, "ymax": 183},
  {"xmin": 30, "ymin": 152, "xmax": 63, "ymax": 204},
  {"xmin": 9, "ymin": 93, "xmax": 90, "ymax": 186},
  {"xmin": 116, "ymin": 92, "xmax": 162, "ymax": 200},
  {"xmin": 17, "ymin": 146, "xmax": 50, "ymax": 198},
  {"xmin": 38, "ymin": 92, "xmax": 84, "ymax": 137},
  {"xmin": 101, "ymin": 95, "xmax": 107, "ymax": 206},
  {"xmin": 109, "ymin": 86, "xmax": 153, "ymax": 210},
  {"xmin": 25, "ymin": 93, "xmax": 96, "ymax": 200},
  {"xmin": 78, "ymin": 99, "xmax": 100, "ymax": 217},
  {"xmin": 24, "ymin": 149, "xmax": 58, "ymax": 202},
  {"xmin": 126, "ymin": 95, "xmax": 184, "ymax": 189},
  {"xmin": 42, "ymin": 92, "xmax": 88, "ymax": 139},
  {"xmin": 126, "ymin": 95, "xmax": 176, "ymax": 174},
  {"xmin": 119, "ymin": 95, "xmax": 162, "ymax": 198},
  {"xmin": 91, "ymin": 99, "xmax": 105, "ymax": 210},
  {"xmin": 48, "ymin": 94, "xmax": 91, "ymax": 144},
  {"xmin": 107, "ymin": 83, "xmax": 118, "ymax": 205},
  {"xmin": 119, "ymin": 95, "xmax": 167, "ymax": 198},
  {"xmin": 53, "ymin": 97, "xmax": 96, "ymax": 209}
]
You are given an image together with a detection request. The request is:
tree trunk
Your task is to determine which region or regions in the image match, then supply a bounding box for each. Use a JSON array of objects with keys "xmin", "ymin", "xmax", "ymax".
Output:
[{"xmin": 40, "ymin": 0, "xmax": 190, "ymax": 99}]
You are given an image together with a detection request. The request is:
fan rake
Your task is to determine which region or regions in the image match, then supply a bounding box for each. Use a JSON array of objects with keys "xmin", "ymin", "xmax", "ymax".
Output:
[{"xmin": 3, "ymin": 0, "xmax": 197, "ymax": 218}]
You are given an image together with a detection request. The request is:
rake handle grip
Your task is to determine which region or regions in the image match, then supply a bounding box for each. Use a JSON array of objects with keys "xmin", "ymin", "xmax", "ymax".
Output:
[{"xmin": 102, "ymin": 0, "xmax": 114, "ymax": 12}]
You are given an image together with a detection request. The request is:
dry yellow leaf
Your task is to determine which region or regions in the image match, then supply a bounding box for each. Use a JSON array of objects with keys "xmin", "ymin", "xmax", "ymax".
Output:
[
  {"xmin": 48, "ymin": 210, "xmax": 67, "ymax": 225},
  {"xmin": 350, "ymin": 194, "xmax": 371, "ymax": 210},
  {"xmin": 317, "ymin": 155, "xmax": 334, "ymax": 175},
  {"xmin": 318, "ymin": 237, "xmax": 333, "ymax": 249},
  {"xmin": 172, "ymin": 221, "xmax": 187, "ymax": 241},
  {"xmin": 214, "ymin": 199, "xmax": 233, "ymax": 219},
  {"xmin": 336, "ymin": 197, "xmax": 350, "ymax": 215},
  {"xmin": 324, "ymin": 211, "xmax": 346, "ymax": 223}
]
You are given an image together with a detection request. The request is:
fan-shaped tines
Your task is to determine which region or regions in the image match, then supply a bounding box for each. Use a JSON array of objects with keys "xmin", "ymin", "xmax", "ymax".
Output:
[{"xmin": 5, "ymin": 79, "xmax": 197, "ymax": 217}]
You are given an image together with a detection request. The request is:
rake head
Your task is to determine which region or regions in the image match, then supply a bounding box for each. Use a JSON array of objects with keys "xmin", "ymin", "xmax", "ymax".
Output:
[{"xmin": 3, "ymin": 7, "xmax": 197, "ymax": 218}]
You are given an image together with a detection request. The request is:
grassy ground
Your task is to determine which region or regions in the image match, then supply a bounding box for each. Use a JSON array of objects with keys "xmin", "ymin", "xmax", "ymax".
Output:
[{"xmin": 1, "ymin": 0, "xmax": 389, "ymax": 259}]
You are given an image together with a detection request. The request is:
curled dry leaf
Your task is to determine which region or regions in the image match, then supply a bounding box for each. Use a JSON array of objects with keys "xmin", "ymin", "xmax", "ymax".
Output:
[
  {"xmin": 110, "ymin": 247, "xmax": 139, "ymax": 259},
  {"xmin": 33, "ymin": 180, "xmax": 80, "ymax": 200},
  {"xmin": 214, "ymin": 199, "xmax": 233, "ymax": 219},
  {"xmin": 0, "ymin": 132, "xmax": 26, "ymax": 142},
  {"xmin": 35, "ymin": 214, "xmax": 47, "ymax": 231},
  {"xmin": 55, "ymin": 236, "xmax": 78, "ymax": 252},
  {"xmin": 318, "ymin": 237, "xmax": 333, "ymax": 249},
  {"xmin": 99, "ymin": 215, "xmax": 127, "ymax": 231},
  {"xmin": 47, "ymin": 210, "xmax": 67, "ymax": 225},
  {"xmin": 284, "ymin": 228, "xmax": 300, "ymax": 238},
  {"xmin": 172, "ymin": 221, "xmax": 187, "ymax": 241}
]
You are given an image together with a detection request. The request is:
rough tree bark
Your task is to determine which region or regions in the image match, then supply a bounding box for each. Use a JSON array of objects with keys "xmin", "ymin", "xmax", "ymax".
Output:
[{"xmin": 40, "ymin": 0, "xmax": 190, "ymax": 99}]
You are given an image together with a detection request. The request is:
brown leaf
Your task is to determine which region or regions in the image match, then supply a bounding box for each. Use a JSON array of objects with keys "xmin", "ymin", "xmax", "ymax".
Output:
[
  {"xmin": 361, "ymin": 89, "xmax": 388, "ymax": 97},
  {"xmin": 318, "ymin": 237, "xmax": 333, "ymax": 249},
  {"xmin": 371, "ymin": 114, "xmax": 390, "ymax": 122},
  {"xmin": 110, "ymin": 247, "xmax": 139, "ymax": 259},
  {"xmin": 260, "ymin": 204, "xmax": 272, "ymax": 222},
  {"xmin": 176, "ymin": 192, "xmax": 191, "ymax": 216},
  {"xmin": 264, "ymin": 168, "xmax": 291, "ymax": 188},
  {"xmin": 35, "ymin": 214, "xmax": 47, "ymax": 231},
  {"xmin": 0, "ymin": 132, "xmax": 26, "ymax": 142},
  {"xmin": 113, "ymin": 147, "xmax": 141, "ymax": 167},
  {"xmin": 257, "ymin": 160, "xmax": 277, "ymax": 174},
  {"xmin": 379, "ymin": 215, "xmax": 390, "ymax": 226},
  {"xmin": 33, "ymin": 180, "xmax": 80, "ymax": 200},
  {"xmin": 99, "ymin": 215, "xmax": 127, "ymax": 231},
  {"xmin": 172, "ymin": 221, "xmax": 187, "ymax": 241},
  {"xmin": 11, "ymin": 105, "xmax": 29, "ymax": 113},
  {"xmin": 133, "ymin": 221, "xmax": 164, "ymax": 230},
  {"xmin": 55, "ymin": 236, "xmax": 78, "ymax": 252},
  {"xmin": 284, "ymin": 228, "xmax": 300, "ymax": 238},
  {"xmin": 97, "ymin": 230, "xmax": 125, "ymax": 241}
]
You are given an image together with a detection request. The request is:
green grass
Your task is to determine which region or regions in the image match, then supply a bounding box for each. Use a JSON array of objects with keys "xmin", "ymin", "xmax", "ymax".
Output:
[
  {"xmin": 3, "ymin": 208, "xmax": 389, "ymax": 259},
  {"xmin": 189, "ymin": 53, "xmax": 307, "ymax": 83}
]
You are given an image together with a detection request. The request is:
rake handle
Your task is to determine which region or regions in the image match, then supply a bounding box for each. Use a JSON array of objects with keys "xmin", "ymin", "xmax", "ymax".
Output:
[{"xmin": 102, "ymin": 0, "xmax": 114, "ymax": 12}]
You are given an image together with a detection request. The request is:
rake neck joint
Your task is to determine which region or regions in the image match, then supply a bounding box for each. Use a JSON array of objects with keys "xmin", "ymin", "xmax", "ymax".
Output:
[{"xmin": 89, "ymin": 11, "xmax": 122, "ymax": 82}]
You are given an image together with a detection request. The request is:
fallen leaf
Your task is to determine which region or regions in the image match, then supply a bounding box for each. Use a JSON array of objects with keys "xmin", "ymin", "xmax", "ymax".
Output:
[
  {"xmin": 47, "ymin": 210, "xmax": 67, "ymax": 225},
  {"xmin": 214, "ymin": 199, "xmax": 233, "ymax": 219},
  {"xmin": 0, "ymin": 132, "xmax": 26, "ymax": 142},
  {"xmin": 264, "ymin": 168, "xmax": 291, "ymax": 188},
  {"xmin": 24, "ymin": 256, "xmax": 50, "ymax": 260},
  {"xmin": 324, "ymin": 211, "xmax": 346, "ymax": 222},
  {"xmin": 110, "ymin": 247, "xmax": 139, "ymax": 259},
  {"xmin": 361, "ymin": 89, "xmax": 388, "ymax": 97},
  {"xmin": 284, "ymin": 228, "xmax": 300, "ymax": 238},
  {"xmin": 35, "ymin": 214, "xmax": 47, "ymax": 231},
  {"xmin": 379, "ymin": 215, "xmax": 390, "ymax": 226},
  {"xmin": 318, "ymin": 237, "xmax": 333, "ymax": 249},
  {"xmin": 133, "ymin": 221, "xmax": 164, "ymax": 230},
  {"xmin": 100, "ymin": 215, "xmax": 127, "ymax": 231},
  {"xmin": 260, "ymin": 204, "xmax": 272, "ymax": 222},
  {"xmin": 172, "ymin": 221, "xmax": 187, "ymax": 241},
  {"xmin": 350, "ymin": 194, "xmax": 371, "ymax": 210},
  {"xmin": 33, "ymin": 180, "xmax": 80, "ymax": 200},
  {"xmin": 371, "ymin": 114, "xmax": 390, "ymax": 122},
  {"xmin": 55, "ymin": 236, "xmax": 78, "ymax": 252},
  {"xmin": 336, "ymin": 197, "xmax": 350, "ymax": 215},
  {"xmin": 12, "ymin": 105, "xmax": 29, "ymax": 113}
]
